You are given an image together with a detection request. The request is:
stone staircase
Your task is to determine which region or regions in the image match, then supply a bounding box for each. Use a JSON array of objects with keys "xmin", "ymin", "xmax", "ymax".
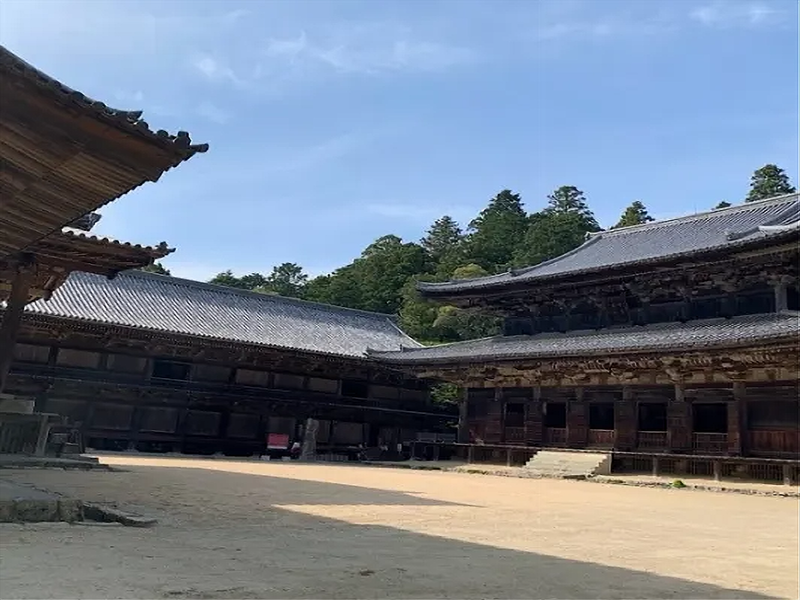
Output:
[{"xmin": 524, "ymin": 450, "xmax": 612, "ymax": 479}]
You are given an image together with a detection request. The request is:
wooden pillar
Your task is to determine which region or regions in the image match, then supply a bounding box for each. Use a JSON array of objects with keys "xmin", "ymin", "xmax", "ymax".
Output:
[
  {"xmin": 668, "ymin": 383, "xmax": 692, "ymax": 453},
  {"xmin": 457, "ymin": 388, "xmax": 469, "ymax": 444},
  {"xmin": 567, "ymin": 388, "xmax": 587, "ymax": 448},
  {"xmin": 525, "ymin": 387, "xmax": 544, "ymax": 445},
  {"xmin": 729, "ymin": 382, "xmax": 746, "ymax": 456},
  {"xmin": 615, "ymin": 387, "xmax": 636, "ymax": 451},
  {"xmin": 0, "ymin": 262, "xmax": 34, "ymax": 394}
]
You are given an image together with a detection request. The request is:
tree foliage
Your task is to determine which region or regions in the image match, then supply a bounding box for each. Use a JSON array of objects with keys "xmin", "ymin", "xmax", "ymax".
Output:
[
  {"xmin": 465, "ymin": 189, "xmax": 529, "ymax": 272},
  {"xmin": 614, "ymin": 200, "xmax": 654, "ymax": 228},
  {"xmin": 746, "ymin": 164, "xmax": 796, "ymax": 203},
  {"xmin": 140, "ymin": 262, "xmax": 171, "ymax": 276}
]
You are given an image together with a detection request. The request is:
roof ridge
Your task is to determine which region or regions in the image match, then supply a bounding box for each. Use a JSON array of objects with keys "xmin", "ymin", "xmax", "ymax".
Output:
[
  {"xmin": 602, "ymin": 192, "xmax": 800, "ymax": 236},
  {"xmin": 121, "ymin": 269, "xmax": 401, "ymax": 321}
]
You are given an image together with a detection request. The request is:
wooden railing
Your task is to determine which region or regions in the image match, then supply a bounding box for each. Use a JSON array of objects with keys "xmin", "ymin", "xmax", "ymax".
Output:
[
  {"xmin": 637, "ymin": 431, "xmax": 668, "ymax": 450},
  {"xmin": 692, "ymin": 432, "xmax": 728, "ymax": 454},
  {"xmin": 748, "ymin": 430, "xmax": 800, "ymax": 457},
  {"xmin": 587, "ymin": 429, "xmax": 615, "ymax": 447},
  {"xmin": 544, "ymin": 427, "xmax": 567, "ymax": 446},
  {"xmin": 504, "ymin": 427, "xmax": 526, "ymax": 443}
]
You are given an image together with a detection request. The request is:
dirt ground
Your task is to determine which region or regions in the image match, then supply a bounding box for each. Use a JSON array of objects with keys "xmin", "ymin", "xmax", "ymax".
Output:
[{"xmin": 0, "ymin": 456, "xmax": 797, "ymax": 599}]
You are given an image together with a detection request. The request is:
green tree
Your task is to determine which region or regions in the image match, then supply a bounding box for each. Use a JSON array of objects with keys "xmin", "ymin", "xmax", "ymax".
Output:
[
  {"xmin": 259, "ymin": 262, "xmax": 307, "ymax": 297},
  {"xmin": 465, "ymin": 189, "xmax": 529, "ymax": 272},
  {"xmin": 544, "ymin": 185, "xmax": 600, "ymax": 229},
  {"xmin": 305, "ymin": 235, "xmax": 428, "ymax": 314},
  {"xmin": 514, "ymin": 211, "xmax": 594, "ymax": 267},
  {"xmin": 614, "ymin": 200, "xmax": 654, "ymax": 228},
  {"xmin": 421, "ymin": 216, "xmax": 463, "ymax": 262},
  {"xmin": 140, "ymin": 262, "xmax": 171, "ymax": 276},
  {"xmin": 746, "ymin": 164, "xmax": 796, "ymax": 202},
  {"xmin": 714, "ymin": 201, "xmax": 732, "ymax": 209},
  {"xmin": 209, "ymin": 270, "xmax": 247, "ymax": 289},
  {"xmin": 398, "ymin": 277, "xmax": 440, "ymax": 341}
]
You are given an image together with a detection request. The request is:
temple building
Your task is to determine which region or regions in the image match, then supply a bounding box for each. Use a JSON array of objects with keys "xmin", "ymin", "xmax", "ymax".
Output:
[
  {"xmin": 371, "ymin": 195, "xmax": 800, "ymax": 479},
  {"xmin": 0, "ymin": 44, "xmax": 207, "ymax": 451},
  {"xmin": 0, "ymin": 46, "xmax": 450, "ymax": 456},
  {"xmin": 5, "ymin": 270, "xmax": 450, "ymax": 456}
]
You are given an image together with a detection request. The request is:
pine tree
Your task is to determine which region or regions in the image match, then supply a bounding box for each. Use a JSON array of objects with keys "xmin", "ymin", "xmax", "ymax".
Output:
[
  {"xmin": 544, "ymin": 185, "xmax": 600, "ymax": 230},
  {"xmin": 614, "ymin": 200, "xmax": 654, "ymax": 228},
  {"xmin": 746, "ymin": 164, "xmax": 796, "ymax": 202},
  {"xmin": 465, "ymin": 189, "xmax": 529, "ymax": 272},
  {"xmin": 421, "ymin": 216, "xmax": 463, "ymax": 262}
]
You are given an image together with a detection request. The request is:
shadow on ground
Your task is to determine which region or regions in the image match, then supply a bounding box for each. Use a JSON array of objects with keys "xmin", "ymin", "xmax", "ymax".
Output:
[{"xmin": 0, "ymin": 463, "xmax": 784, "ymax": 600}]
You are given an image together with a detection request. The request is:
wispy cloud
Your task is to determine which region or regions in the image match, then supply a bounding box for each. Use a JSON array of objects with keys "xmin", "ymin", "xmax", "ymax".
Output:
[
  {"xmin": 195, "ymin": 102, "xmax": 232, "ymax": 125},
  {"xmin": 191, "ymin": 22, "xmax": 476, "ymax": 92},
  {"xmin": 689, "ymin": 2, "xmax": 784, "ymax": 27},
  {"xmin": 365, "ymin": 202, "xmax": 474, "ymax": 224}
]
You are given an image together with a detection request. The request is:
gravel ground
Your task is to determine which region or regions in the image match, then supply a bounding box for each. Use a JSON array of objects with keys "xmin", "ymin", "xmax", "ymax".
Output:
[{"xmin": 1, "ymin": 455, "xmax": 797, "ymax": 599}]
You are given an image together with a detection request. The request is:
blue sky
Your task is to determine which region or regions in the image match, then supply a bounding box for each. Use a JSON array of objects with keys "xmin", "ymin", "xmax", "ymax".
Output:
[{"xmin": 1, "ymin": 0, "xmax": 797, "ymax": 280}]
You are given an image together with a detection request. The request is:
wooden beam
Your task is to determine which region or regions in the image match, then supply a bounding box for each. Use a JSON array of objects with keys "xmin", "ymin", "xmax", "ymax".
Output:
[{"xmin": 0, "ymin": 261, "xmax": 35, "ymax": 392}]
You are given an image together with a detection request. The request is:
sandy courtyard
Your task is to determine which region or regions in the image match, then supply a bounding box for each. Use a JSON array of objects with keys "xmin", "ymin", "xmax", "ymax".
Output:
[{"xmin": 0, "ymin": 456, "xmax": 798, "ymax": 599}]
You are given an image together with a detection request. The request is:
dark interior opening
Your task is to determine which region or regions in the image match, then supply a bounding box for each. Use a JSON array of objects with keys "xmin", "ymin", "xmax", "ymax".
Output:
[
  {"xmin": 748, "ymin": 401, "xmax": 800, "ymax": 429},
  {"xmin": 787, "ymin": 287, "xmax": 800, "ymax": 311},
  {"xmin": 588, "ymin": 403, "xmax": 615, "ymax": 430},
  {"xmin": 151, "ymin": 359, "xmax": 191, "ymax": 381},
  {"xmin": 544, "ymin": 402, "xmax": 567, "ymax": 428},
  {"xmin": 505, "ymin": 402, "xmax": 525, "ymax": 427},
  {"xmin": 737, "ymin": 289, "xmax": 776, "ymax": 315},
  {"xmin": 341, "ymin": 379, "xmax": 369, "ymax": 398},
  {"xmin": 692, "ymin": 403, "xmax": 728, "ymax": 434},
  {"xmin": 502, "ymin": 316, "xmax": 535, "ymax": 336},
  {"xmin": 467, "ymin": 400, "xmax": 488, "ymax": 418},
  {"xmin": 638, "ymin": 402, "xmax": 667, "ymax": 431}
]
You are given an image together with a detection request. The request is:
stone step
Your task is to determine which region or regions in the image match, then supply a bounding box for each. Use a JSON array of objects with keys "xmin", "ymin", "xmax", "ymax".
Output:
[{"xmin": 524, "ymin": 451, "xmax": 612, "ymax": 479}]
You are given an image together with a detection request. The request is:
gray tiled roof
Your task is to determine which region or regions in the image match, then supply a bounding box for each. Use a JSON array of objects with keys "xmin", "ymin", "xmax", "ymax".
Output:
[
  {"xmin": 368, "ymin": 312, "xmax": 800, "ymax": 364},
  {"xmin": 419, "ymin": 193, "xmax": 800, "ymax": 295},
  {"xmin": 24, "ymin": 271, "xmax": 421, "ymax": 358}
]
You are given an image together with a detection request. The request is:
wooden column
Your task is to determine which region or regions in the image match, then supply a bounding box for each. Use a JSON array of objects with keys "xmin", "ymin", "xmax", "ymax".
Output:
[
  {"xmin": 567, "ymin": 388, "xmax": 587, "ymax": 448},
  {"xmin": 668, "ymin": 383, "xmax": 692, "ymax": 453},
  {"xmin": 0, "ymin": 262, "xmax": 34, "ymax": 394},
  {"xmin": 525, "ymin": 387, "xmax": 544, "ymax": 446},
  {"xmin": 615, "ymin": 387, "xmax": 636, "ymax": 451},
  {"xmin": 457, "ymin": 388, "xmax": 469, "ymax": 444},
  {"xmin": 729, "ymin": 382, "xmax": 746, "ymax": 456}
]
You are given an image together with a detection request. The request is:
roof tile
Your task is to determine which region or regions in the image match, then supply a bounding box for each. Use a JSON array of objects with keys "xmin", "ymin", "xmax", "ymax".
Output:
[
  {"xmin": 369, "ymin": 313, "xmax": 800, "ymax": 364},
  {"xmin": 420, "ymin": 193, "xmax": 800, "ymax": 294},
  {"xmin": 25, "ymin": 271, "xmax": 420, "ymax": 358}
]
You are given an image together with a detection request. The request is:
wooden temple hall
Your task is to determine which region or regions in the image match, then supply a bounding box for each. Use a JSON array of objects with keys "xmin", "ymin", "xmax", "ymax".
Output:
[
  {"xmin": 371, "ymin": 195, "xmax": 800, "ymax": 482},
  {"xmin": 0, "ymin": 46, "xmax": 451, "ymax": 457}
]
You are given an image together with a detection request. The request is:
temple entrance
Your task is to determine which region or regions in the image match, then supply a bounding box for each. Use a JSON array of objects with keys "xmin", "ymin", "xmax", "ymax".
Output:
[
  {"xmin": 543, "ymin": 402, "xmax": 567, "ymax": 445},
  {"xmin": 692, "ymin": 403, "xmax": 728, "ymax": 453},
  {"xmin": 637, "ymin": 402, "xmax": 668, "ymax": 450},
  {"xmin": 588, "ymin": 402, "xmax": 615, "ymax": 447}
]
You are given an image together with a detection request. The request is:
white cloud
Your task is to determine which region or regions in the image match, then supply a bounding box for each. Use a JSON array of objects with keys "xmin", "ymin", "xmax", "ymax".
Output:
[
  {"xmin": 260, "ymin": 24, "xmax": 476, "ymax": 80},
  {"xmin": 689, "ymin": 2, "xmax": 783, "ymax": 27},
  {"xmin": 195, "ymin": 102, "xmax": 232, "ymax": 125},
  {"xmin": 365, "ymin": 203, "xmax": 473, "ymax": 224}
]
